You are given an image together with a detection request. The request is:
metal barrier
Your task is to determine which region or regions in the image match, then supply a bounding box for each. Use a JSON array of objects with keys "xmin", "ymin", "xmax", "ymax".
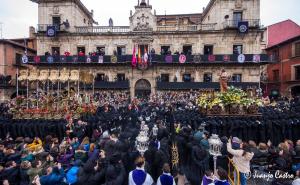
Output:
[{"xmin": 228, "ymin": 157, "xmax": 240, "ymax": 185}]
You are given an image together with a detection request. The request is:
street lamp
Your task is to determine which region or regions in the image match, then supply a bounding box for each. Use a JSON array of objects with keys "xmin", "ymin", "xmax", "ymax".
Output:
[{"xmin": 208, "ymin": 134, "xmax": 222, "ymax": 174}]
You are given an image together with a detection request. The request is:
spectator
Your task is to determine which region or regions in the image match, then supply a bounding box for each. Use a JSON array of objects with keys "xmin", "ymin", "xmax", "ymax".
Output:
[
  {"xmin": 39, "ymin": 163, "xmax": 65, "ymax": 185},
  {"xmin": 227, "ymin": 138, "xmax": 254, "ymax": 185}
]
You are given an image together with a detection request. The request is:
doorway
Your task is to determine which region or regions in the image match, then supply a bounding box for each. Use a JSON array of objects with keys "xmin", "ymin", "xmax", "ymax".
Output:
[{"xmin": 135, "ymin": 79, "xmax": 151, "ymax": 98}]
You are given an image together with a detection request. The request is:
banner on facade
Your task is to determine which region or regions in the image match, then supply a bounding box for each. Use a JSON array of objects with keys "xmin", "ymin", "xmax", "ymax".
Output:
[
  {"xmin": 238, "ymin": 54, "xmax": 246, "ymax": 63},
  {"xmin": 223, "ymin": 55, "xmax": 230, "ymax": 62},
  {"xmin": 253, "ymin": 54, "xmax": 261, "ymax": 63},
  {"xmin": 193, "ymin": 55, "xmax": 201, "ymax": 63},
  {"xmin": 34, "ymin": 56, "xmax": 40, "ymax": 63},
  {"xmin": 179, "ymin": 54, "xmax": 186, "ymax": 63},
  {"xmin": 21, "ymin": 55, "xmax": 28, "ymax": 64},
  {"xmin": 47, "ymin": 56, "xmax": 54, "ymax": 63},
  {"xmin": 60, "ymin": 56, "xmax": 66, "ymax": 63},
  {"xmin": 165, "ymin": 55, "xmax": 173, "ymax": 63},
  {"xmin": 98, "ymin": 56, "xmax": 104, "ymax": 63},
  {"xmin": 208, "ymin": 55, "xmax": 215, "ymax": 62},
  {"xmin": 238, "ymin": 21, "xmax": 249, "ymax": 34},
  {"xmin": 86, "ymin": 56, "xmax": 91, "ymax": 63},
  {"xmin": 46, "ymin": 26, "xmax": 56, "ymax": 37}
]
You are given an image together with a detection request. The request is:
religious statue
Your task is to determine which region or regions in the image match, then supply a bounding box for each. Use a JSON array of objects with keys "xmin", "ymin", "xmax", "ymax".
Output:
[{"xmin": 219, "ymin": 69, "xmax": 230, "ymax": 92}]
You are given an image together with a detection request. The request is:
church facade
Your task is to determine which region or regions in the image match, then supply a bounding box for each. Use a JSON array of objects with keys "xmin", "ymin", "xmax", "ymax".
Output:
[{"xmin": 26, "ymin": 0, "xmax": 272, "ymax": 98}]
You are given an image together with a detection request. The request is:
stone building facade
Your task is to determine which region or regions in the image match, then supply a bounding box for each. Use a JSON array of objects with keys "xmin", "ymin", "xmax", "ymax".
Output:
[{"xmin": 28, "ymin": 0, "xmax": 270, "ymax": 98}]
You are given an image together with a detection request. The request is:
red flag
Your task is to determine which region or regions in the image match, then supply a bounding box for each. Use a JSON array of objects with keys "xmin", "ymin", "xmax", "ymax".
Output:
[
  {"xmin": 132, "ymin": 46, "xmax": 137, "ymax": 67},
  {"xmin": 138, "ymin": 46, "xmax": 141, "ymax": 64}
]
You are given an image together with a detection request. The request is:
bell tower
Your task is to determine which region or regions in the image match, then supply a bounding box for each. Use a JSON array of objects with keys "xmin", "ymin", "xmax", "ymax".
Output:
[
  {"xmin": 137, "ymin": 0, "xmax": 150, "ymax": 7},
  {"xmin": 130, "ymin": 0, "xmax": 156, "ymax": 31}
]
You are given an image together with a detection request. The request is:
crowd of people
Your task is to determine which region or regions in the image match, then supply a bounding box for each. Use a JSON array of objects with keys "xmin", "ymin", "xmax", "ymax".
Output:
[{"xmin": 0, "ymin": 91, "xmax": 299, "ymax": 185}]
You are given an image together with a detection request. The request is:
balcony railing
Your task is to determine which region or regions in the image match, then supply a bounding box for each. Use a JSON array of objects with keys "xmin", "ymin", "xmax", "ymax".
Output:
[
  {"xmin": 94, "ymin": 80, "xmax": 130, "ymax": 89},
  {"xmin": 156, "ymin": 82, "xmax": 259, "ymax": 90},
  {"xmin": 75, "ymin": 26, "xmax": 131, "ymax": 33},
  {"xmin": 37, "ymin": 24, "xmax": 61, "ymax": 32},
  {"xmin": 222, "ymin": 19, "xmax": 260, "ymax": 29},
  {"xmin": 156, "ymin": 23, "xmax": 216, "ymax": 32},
  {"xmin": 25, "ymin": 54, "xmax": 273, "ymax": 65}
]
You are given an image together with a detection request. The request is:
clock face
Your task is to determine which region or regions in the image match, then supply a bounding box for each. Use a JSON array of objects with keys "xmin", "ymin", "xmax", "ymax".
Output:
[
  {"xmin": 239, "ymin": 25, "xmax": 248, "ymax": 33},
  {"xmin": 238, "ymin": 54, "xmax": 245, "ymax": 63}
]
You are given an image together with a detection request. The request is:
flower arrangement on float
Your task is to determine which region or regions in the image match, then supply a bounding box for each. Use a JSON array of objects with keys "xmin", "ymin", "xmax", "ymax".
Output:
[{"xmin": 197, "ymin": 86, "xmax": 263, "ymax": 115}]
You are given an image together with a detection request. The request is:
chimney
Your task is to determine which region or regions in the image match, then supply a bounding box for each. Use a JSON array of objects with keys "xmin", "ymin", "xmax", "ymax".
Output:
[{"xmin": 29, "ymin": 26, "xmax": 36, "ymax": 38}]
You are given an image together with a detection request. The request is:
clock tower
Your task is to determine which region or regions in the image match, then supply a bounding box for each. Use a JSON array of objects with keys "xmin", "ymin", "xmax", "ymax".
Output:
[{"xmin": 130, "ymin": 0, "xmax": 157, "ymax": 32}]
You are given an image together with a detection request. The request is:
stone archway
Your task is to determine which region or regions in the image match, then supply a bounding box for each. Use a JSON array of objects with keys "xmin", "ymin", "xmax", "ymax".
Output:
[{"xmin": 135, "ymin": 79, "xmax": 151, "ymax": 98}]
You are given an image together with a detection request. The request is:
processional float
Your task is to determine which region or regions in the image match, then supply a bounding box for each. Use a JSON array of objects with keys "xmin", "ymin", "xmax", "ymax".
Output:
[{"xmin": 15, "ymin": 68, "xmax": 96, "ymax": 119}]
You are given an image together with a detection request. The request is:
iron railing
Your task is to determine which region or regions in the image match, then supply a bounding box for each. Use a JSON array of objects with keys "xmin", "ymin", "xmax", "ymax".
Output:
[
  {"xmin": 25, "ymin": 54, "xmax": 272, "ymax": 64},
  {"xmin": 75, "ymin": 26, "xmax": 131, "ymax": 33},
  {"xmin": 37, "ymin": 24, "xmax": 61, "ymax": 32},
  {"xmin": 222, "ymin": 19, "xmax": 260, "ymax": 29}
]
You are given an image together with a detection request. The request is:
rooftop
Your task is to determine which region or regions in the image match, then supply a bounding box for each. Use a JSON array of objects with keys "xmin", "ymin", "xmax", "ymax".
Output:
[{"xmin": 267, "ymin": 19, "xmax": 300, "ymax": 48}]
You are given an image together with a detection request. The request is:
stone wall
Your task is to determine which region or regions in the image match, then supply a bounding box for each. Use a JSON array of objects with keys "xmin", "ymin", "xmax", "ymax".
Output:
[
  {"xmin": 36, "ymin": 30, "xmax": 263, "ymax": 55},
  {"xmin": 202, "ymin": 0, "xmax": 260, "ymax": 30},
  {"xmin": 38, "ymin": 1, "xmax": 91, "ymax": 32}
]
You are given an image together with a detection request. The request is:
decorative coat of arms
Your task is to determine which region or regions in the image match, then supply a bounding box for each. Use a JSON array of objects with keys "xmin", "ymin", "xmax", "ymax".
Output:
[{"xmin": 135, "ymin": 13, "xmax": 150, "ymax": 31}]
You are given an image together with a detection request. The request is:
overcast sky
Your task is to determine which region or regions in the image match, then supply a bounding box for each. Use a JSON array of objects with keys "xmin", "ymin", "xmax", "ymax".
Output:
[{"xmin": 0, "ymin": 0, "xmax": 299, "ymax": 39}]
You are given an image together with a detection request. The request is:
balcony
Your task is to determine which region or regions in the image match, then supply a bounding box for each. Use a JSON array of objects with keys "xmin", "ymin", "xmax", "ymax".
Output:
[
  {"xmin": 157, "ymin": 25, "xmax": 198, "ymax": 32},
  {"xmin": 75, "ymin": 26, "xmax": 131, "ymax": 34},
  {"xmin": 156, "ymin": 82, "xmax": 259, "ymax": 90},
  {"xmin": 156, "ymin": 23, "xmax": 216, "ymax": 32},
  {"xmin": 37, "ymin": 24, "xmax": 60, "ymax": 32},
  {"xmin": 25, "ymin": 54, "xmax": 272, "ymax": 65},
  {"xmin": 94, "ymin": 80, "xmax": 130, "ymax": 89},
  {"xmin": 222, "ymin": 19, "xmax": 260, "ymax": 29}
]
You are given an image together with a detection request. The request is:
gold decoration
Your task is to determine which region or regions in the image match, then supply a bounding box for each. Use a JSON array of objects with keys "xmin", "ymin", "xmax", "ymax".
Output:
[
  {"xmin": 59, "ymin": 68, "xmax": 70, "ymax": 83},
  {"xmin": 70, "ymin": 70, "xmax": 79, "ymax": 82},
  {"xmin": 171, "ymin": 142, "xmax": 179, "ymax": 168},
  {"xmin": 111, "ymin": 55, "xmax": 117, "ymax": 63},
  {"xmin": 27, "ymin": 68, "xmax": 39, "ymax": 82},
  {"xmin": 39, "ymin": 70, "xmax": 49, "ymax": 82},
  {"xmin": 80, "ymin": 71, "xmax": 93, "ymax": 84},
  {"xmin": 18, "ymin": 70, "xmax": 29, "ymax": 81},
  {"xmin": 48, "ymin": 70, "xmax": 59, "ymax": 82}
]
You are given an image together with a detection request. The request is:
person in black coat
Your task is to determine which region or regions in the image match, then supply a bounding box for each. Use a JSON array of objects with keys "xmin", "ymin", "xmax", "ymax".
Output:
[
  {"xmin": 77, "ymin": 160, "xmax": 96, "ymax": 185},
  {"xmin": 19, "ymin": 161, "xmax": 31, "ymax": 185},
  {"xmin": 0, "ymin": 161, "xmax": 20, "ymax": 185},
  {"xmin": 185, "ymin": 140, "xmax": 209, "ymax": 185}
]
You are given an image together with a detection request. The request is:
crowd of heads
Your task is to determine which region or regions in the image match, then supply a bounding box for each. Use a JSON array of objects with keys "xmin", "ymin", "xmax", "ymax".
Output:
[{"xmin": 0, "ymin": 91, "xmax": 299, "ymax": 185}]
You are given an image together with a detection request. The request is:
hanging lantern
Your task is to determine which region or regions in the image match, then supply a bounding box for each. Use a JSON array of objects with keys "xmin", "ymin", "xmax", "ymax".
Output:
[
  {"xmin": 135, "ymin": 124, "xmax": 150, "ymax": 156},
  {"xmin": 208, "ymin": 134, "xmax": 222, "ymax": 156},
  {"xmin": 152, "ymin": 124, "xmax": 158, "ymax": 137},
  {"xmin": 208, "ymin": 134, "xmax": 223, "ymax": 174}
]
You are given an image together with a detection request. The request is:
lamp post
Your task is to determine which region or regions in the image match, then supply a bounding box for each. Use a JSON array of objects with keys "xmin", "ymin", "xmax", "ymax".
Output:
[{"xmin": 208, "ymin": 134, "xmax": 222, "ymax": 174}]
